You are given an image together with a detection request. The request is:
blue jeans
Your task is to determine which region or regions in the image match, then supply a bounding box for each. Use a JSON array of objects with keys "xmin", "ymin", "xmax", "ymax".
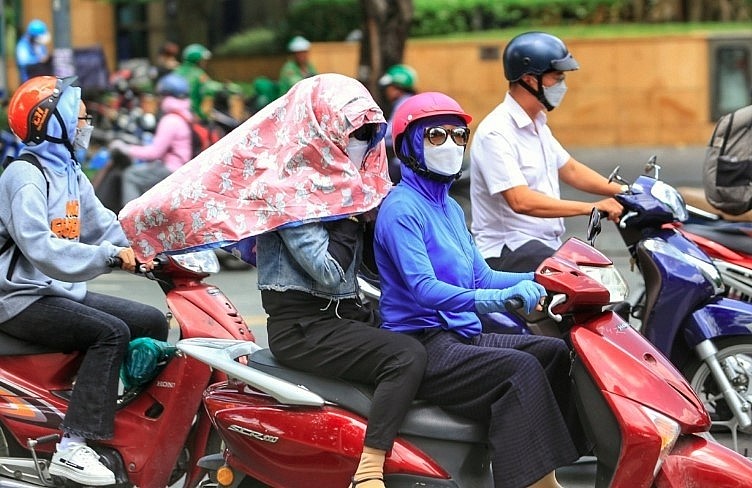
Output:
[{"xmin": 0, "ymin": 292, "xmax": 168, "ymax": 439}]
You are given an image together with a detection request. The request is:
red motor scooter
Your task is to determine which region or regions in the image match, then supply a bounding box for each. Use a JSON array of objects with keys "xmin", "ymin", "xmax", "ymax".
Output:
[
  {"xmin": 179, "ymin": 237, "xmax": 752, "ymax": 488},
  {"xmin": 0, "ymin": 250, "xmax": 254, "ymax": 488}
]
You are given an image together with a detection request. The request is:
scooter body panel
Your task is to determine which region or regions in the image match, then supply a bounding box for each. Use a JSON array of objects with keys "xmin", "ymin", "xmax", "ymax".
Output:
[
  {"xmin": 167, "ymin": 284, "xmax": 253, "ymax": 340},
  {"xmin": 571, "ymin": 312, "xmax": 709, "ymax": 431},
  {"xmin": 684, "ymin": 297, "xmax": 752, "ymax": 347},
  {"xmin": 656, "ymin": 434, "xmax": 752, "ymax": 487},
  {"xmin": 203, "ymin": 383, "xmax": 494, "ymax": 488},
  {"xmin": 636, "ymin": 230, "xmax": 716, "ymax": 355}
]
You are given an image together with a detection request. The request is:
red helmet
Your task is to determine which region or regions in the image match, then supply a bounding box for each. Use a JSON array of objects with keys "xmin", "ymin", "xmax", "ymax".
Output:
[
  {"xmin": 7, "ymin": 76, "xmax": 76, "ymax": 144},
  {"xmin": 391, "ymin": 92, "xmax": 472, "ymax": 154}
]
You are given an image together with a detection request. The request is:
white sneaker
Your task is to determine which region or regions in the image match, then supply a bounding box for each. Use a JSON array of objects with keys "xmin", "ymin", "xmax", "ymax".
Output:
[{"xmin": 49, "ymin": 442, "xmax": 116, "ymax": 486}]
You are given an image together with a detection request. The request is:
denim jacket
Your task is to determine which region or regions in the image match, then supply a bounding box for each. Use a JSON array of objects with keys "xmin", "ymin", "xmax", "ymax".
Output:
[{"xmin": 256, "ymin": 221, "xmax": 361, "ymax": 300}]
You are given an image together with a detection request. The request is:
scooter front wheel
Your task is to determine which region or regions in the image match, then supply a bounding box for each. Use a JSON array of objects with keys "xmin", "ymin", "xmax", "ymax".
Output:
[{"xmin": 683, "ymin": 336, "xmax": 752, "ymax": 457}]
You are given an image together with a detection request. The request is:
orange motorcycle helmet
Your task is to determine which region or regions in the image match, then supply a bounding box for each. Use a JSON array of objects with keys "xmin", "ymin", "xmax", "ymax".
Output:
[{"xmin": 8, "ymin": 76, "xmax": 77, "ymax": 145}]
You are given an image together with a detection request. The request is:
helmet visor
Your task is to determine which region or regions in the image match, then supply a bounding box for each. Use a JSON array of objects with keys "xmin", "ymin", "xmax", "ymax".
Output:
[{"xmin": 551, "ymin": 53, "xmax": 579, "ymax": 72}]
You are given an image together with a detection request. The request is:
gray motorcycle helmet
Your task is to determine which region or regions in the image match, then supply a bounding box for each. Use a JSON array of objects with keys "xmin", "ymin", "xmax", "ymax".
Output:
[{"xmin": 502, "ymin": 32, "xmax": 580, "ymax": 82}]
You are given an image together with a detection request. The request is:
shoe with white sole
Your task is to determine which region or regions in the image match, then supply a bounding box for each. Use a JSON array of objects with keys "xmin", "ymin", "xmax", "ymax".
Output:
[{"xmin": 49, "ymin": 442, "xmax": 116, "ymax": 486}]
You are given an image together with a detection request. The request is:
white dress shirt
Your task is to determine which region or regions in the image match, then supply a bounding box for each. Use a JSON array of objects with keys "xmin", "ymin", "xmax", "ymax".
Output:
[{"xmin": 469, "ymin": 92, "xmax": 570, "ymax": 259}]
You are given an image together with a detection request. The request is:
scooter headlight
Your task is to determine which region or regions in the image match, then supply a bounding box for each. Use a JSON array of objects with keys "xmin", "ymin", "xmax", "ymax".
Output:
[
  {"xmin": 640, "ymin": 405, "xmax": 680, "ymax": 477},
  {"xmin": 170, "ymin": 249, "xmax": 221, "ymax": 274},
  {"xmin": 651, "ymin": 180, "xmax": 689, "ymax": 222},
  {"xmin": 580, "ymin": 265, "xmax": 630, "ymax": 302}
]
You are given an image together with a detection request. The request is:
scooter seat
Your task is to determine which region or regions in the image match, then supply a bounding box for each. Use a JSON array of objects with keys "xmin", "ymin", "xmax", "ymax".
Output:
[
  {"xmin": 0, "ymin": 330, "xmax": 60, "ymax": 356},
  {"xmin": 250, "ymin": 348, "xmax": 488, "ymax": 444},
  {"xmin": 682, "ymin": 223, "xmax": 752, "ymax": 256}
]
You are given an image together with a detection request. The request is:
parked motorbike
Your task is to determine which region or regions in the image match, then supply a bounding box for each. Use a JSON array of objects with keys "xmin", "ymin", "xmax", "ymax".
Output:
[
  {"xmin": 0, "ymin": 250, "xmax": 254, "ymax": 487},
  {"xmin": 596, "ymin": 156, "xmax": 752, "ymax": 456},
  {"xmin": 673, "ymin": 208, "xmax": 752, "ymax": 303},
  {"xmin": 179, "ymin": 237, "xmax": 752, "ymax": 487}
]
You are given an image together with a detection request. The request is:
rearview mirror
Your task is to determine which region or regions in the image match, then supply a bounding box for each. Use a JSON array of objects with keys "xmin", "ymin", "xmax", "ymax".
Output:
[{"xmin": 586, "ymin": 208, "xmax": 602, "ymax": 246}]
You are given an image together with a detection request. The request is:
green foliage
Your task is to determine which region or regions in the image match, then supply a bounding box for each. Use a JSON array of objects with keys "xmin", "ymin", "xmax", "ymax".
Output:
[
  {"xmin": 411, "ymin": 0, "xmax": 622, "ymax": 36},
  {"xmin": 213, "ymin": 28, "xmax": 283, "ymax": 56},
  {"xmin": 211, "ymin": 0, "xmax": 752, "ymax": 56},
  {"xmin": 282, "ymin": 0, "xmax": 363, "ymax": 42}
]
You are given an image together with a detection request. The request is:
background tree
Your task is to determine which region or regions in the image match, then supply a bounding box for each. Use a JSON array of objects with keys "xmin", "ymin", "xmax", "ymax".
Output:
[{"xmin": 358, "ymin": 0, "xmax": 413, "ymax": 106}]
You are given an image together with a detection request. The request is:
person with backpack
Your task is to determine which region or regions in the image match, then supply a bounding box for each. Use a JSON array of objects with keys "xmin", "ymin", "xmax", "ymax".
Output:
[
  {"xmin": 0, "ymin": 75, "xmax": 168, "ymax": 486},
  {"xmin": 109, "ymin": 73, "xmax": 193, "ymax": 207}
]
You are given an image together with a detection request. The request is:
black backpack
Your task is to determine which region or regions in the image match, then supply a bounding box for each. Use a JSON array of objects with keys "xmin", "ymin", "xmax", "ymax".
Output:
[{"xmin": 702, "ymin": 104, "xmax": 752, "ymax": 215}]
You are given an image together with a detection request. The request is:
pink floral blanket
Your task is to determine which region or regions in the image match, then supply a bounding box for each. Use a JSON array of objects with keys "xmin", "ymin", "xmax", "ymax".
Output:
[{"xmin": 118, "ymin": 73, "xmax": 391, "ymax": 263}]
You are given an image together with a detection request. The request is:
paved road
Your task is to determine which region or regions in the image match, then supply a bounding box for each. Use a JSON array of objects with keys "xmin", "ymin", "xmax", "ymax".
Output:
[{"xmin": 90, "ymin": 145, "xmax": 707, "ymax": 487}]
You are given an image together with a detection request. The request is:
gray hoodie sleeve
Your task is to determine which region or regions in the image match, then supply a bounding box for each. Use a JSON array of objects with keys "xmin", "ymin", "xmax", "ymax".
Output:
[{"xmin": 2, "ymin": 167, "xmax": 120, "ymax": 283}]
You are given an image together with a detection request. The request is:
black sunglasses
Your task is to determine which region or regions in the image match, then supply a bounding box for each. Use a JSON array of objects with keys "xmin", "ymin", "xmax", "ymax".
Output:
[
  {"xmin": 78, "ymin": 115, "xmax": 93, "ymax": 125},
  {"xmin": 424, "ymin": 126, "xmax": 470, "ymax": 146}
]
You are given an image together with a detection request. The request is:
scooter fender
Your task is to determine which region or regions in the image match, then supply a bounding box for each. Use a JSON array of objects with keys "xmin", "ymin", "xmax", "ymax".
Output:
[
  {"xmin": 655, "ymin": 434, "xmax": 752, "ymax": 487},
  {"xmin": 683, "ymin": 296, "xmax": 752, "ymax": 348},
  {"xmin": 571, "ymin": 312, "xmax": 708, "ymax": 430}
]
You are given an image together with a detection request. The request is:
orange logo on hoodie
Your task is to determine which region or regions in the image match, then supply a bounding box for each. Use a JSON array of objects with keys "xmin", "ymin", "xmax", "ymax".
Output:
[{"xmin": 51, "ymin": 200, "xmax": 80, "ymax": 239}]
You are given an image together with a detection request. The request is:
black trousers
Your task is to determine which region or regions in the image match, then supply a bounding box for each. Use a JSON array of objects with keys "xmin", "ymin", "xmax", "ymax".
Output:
[
  {"xmin": 414, "ymin": 331, "xmax": 581, "ymax": 488},
  {"xmin": 486, "ymin": 240, "xmax": 557, "ymax": 273},
  {"xmin": 264, "ymin": 293, "xmax": 426, "ymax": 451}
]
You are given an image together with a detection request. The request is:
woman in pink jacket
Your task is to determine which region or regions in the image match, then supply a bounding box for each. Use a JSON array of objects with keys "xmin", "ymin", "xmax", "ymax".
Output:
[{"xmin": 110, "ymin": 73, "xmax": 193, "ymax": 207}]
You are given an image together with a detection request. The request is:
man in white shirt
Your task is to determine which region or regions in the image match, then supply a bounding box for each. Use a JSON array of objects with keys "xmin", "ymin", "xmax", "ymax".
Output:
[{"xmin": 470, "ymin": 31, "xmax": 624, "ymax": 272}]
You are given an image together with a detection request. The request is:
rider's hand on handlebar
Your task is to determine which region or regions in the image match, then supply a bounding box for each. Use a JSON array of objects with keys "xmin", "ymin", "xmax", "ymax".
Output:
[
  {"xmin": 595, "ymin": 197, "xmax": 623, "ymax": 223},
  {"xmin": 475, "ymin": 280, "xmax": 547, "ymax": 315},
  {"xmin": 117, "ymin": 248, "xmax": 137, "ymax": 272}
]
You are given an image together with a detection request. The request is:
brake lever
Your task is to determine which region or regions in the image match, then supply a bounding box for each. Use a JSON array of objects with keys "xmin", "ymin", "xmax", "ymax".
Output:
[
  {"xmin": 619, "ymin": 210, "xmax": 638, "ymax": 229},
  {"xmin": 547, "ymin": 294, "xmax": 566, "ymax": 323}
]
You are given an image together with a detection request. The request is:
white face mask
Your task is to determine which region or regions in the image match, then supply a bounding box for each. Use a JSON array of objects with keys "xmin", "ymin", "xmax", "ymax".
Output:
[
  {"xmin": 36, "ymin": 32, "xmax": 51, "ymax": 45},
  {"xmin": 74, "ymin": 125, "xmax": 94, "ymax": 150},
  {"xmin": 346, "ymin": 137, "xmax": 369, "ymax": 167},
  {"xmin": 423, "ymin": 139, "xmax": 465, "ymax": 176},
  {"xmin": 543, "ymin": 79, "xmax": 568, "ymax": 109}
]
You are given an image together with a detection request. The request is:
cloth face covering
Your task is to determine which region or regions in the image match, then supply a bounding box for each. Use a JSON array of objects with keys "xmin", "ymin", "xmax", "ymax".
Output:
[
  {"xmin": 543, "ymin": 79, "xmax": 568, "ymax": 108},
  {"xmin": 423, "ymin": 138, "xmax": 464, "ymax": 176},
  {"xmin": 346, "ymin": 137, "xmax": 370, "ymax": 167},
  {"xmin": 74, "ymin": 125, "xmax": 93, "ymax": 151}
]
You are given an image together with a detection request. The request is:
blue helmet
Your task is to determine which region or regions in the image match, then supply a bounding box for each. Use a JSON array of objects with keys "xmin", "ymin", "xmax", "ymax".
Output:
[
  {"xmin": 27, "ymin": 19, "xmax": 48, "ymax": 37},
  {"xmin": 156, "ymin": 73, "xmax": 189, "ymax": 98},
  {"xmin": 502, "ymin": 32, "xmax": 579, "ymax": 82}
]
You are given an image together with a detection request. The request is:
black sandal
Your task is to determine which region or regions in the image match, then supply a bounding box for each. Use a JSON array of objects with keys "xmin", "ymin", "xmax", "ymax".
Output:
[{"xmin": 350, "ymin": 477, "xmax": 384, "ymax": 487}]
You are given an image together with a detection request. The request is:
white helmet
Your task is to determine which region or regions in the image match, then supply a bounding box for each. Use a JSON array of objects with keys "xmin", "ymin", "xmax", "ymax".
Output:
[{"xmin": 288, "ymin": 36, "xmax": 311, "ymax": 53}]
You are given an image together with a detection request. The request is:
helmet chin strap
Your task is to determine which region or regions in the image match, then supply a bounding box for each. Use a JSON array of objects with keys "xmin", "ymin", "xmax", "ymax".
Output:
[
  {"xmin": 44, "ymin": 110, "xmax": 78, "ymax": 161},
  {"xmin": 519, "ymin": 75, "xmax": 555, "ymax": 112}
]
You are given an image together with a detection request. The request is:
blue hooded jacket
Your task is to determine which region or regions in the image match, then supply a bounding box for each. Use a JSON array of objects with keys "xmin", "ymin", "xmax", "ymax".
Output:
[{"xmin": 374, "ymin": 115, "xmax": 531, "ymax": 337}]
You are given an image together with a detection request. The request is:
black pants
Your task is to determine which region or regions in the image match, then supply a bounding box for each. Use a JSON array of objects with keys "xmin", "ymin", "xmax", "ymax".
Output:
[
  {"xmin": 264, "ymin": 293, "xmax": 426, "ymax": 451},
  {"xmin": 0, "ymin": 293, "xmax": 167, "ymax": 439},
  {"xmin": 415, "ymin": 331, "xmax": 581, "ymax": 488},
  {"xmin": 486, "ymin": 240, "xmax": 557, "ymax": 273}
]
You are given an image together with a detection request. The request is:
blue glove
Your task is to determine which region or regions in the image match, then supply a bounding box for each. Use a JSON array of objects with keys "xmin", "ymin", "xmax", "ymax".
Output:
[
  {"xmin": 490, "ymin": 270, "xmax": 535, "ymax": 288},
  {"xmin": 475, "ymin": 280, "xmax": 547, "ymax": 315}
]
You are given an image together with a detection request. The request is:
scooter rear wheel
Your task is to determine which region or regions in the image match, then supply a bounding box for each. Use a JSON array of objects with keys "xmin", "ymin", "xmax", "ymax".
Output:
[{"xmin": 683, "ymin": 336, "xmax": 752, "ymax": 457}]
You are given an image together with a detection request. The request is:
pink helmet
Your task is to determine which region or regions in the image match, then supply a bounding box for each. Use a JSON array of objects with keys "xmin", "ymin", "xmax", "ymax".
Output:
[{"xmin": 391, "ymin": 92, "xmax": 472, "ymax": 153}]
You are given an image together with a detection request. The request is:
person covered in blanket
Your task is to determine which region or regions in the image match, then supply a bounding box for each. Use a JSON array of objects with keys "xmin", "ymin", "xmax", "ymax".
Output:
[{"xmin": 249, "ymin": 75, "xmax": 426, "ymax": 488}]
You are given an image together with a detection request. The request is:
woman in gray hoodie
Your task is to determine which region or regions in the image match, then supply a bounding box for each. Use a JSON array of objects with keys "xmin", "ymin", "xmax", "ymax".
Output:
[{"xmin": 0, "ymin": 76, "xmax": 168, "ymax": 486}]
